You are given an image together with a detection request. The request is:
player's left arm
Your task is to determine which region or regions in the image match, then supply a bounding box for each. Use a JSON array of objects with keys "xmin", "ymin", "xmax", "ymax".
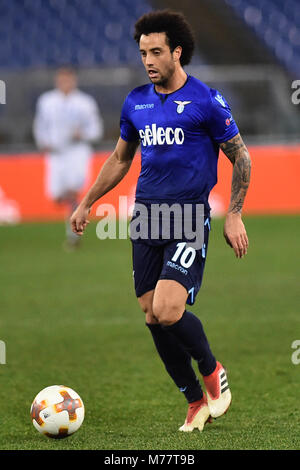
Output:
[{"xmin": 219, "ymin": 132, "xmax": 252, "ymax": 259}]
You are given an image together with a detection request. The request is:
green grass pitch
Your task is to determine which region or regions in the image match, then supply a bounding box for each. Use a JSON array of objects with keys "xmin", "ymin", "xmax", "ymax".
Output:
[{"xmin": 0, "ymin": 215, "xmax": 299, "ymax": 450}]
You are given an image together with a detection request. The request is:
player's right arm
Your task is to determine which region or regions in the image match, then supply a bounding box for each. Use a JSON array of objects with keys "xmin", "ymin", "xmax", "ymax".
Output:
[{"xmin": 70, "ymin": 137, "xmax": 139, "ymax": 235}]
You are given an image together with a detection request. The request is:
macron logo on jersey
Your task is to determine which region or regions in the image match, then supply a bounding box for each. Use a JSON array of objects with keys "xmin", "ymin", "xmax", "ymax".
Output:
[
  {"xmin": 135, "ymin": 103, "xmax": 154, "ymax": 110},
  {"xmin": 139, "ymin": 124, "xmax": 185, "ymax": 146},
  {"xmin": 215, "ymin": 94, "xmax": 226, "ymax": 107}
]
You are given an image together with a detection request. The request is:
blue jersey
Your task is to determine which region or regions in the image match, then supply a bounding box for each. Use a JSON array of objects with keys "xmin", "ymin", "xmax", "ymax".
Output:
[{"xmin": 120, "ymin": 75, "xmax": 239, "ymax": 207}]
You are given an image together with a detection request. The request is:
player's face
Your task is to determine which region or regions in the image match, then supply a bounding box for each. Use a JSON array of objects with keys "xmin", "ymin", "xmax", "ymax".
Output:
[
  {"xmin": 139, "ymin": 32, "xmax": 179, "ymax": 87},
  {"xmin": 55, "ymin": 71, "xmax": 77, "ymax": 94}
]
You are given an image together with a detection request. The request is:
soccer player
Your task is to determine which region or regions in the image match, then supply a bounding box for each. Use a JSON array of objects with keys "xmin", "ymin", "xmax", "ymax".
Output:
[
  {"xmin": 70, "ymin": 10, "xmax": 251, "ymax": 432},
  {"xmin": 33, "ymin": 66, "xmax": 104, "ymax": 249}
]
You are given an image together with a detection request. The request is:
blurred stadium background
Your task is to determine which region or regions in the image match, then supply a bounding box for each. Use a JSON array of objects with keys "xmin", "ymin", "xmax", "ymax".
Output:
[
  {"xmin": 0, "ymin": 0, "xmax": 299, "ymax": 451},
  {"xmin": 0, "ymin": 0, "xmax": 300, "ymax": 221}
]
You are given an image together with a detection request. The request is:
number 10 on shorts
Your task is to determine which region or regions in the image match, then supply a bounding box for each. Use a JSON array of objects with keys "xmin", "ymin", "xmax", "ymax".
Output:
[{"xmin": 171, "ymin": 242, "xmax": 196, "ymax": 269}]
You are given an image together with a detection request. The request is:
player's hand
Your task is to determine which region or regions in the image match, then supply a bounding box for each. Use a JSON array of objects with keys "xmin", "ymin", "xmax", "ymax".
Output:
[
  {"xmin": 223, "ymin": 212, "xmax": 249, "ymax": 258},
  {"xmin": 70, "ymin": 204, "xmax": 90, "ymax": 235}
]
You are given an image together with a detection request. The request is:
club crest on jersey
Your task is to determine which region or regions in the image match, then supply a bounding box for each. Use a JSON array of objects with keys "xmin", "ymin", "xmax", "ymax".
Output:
[{"xmin": 174, "ymin": 100, "xmax": 192, "ymax": 114}]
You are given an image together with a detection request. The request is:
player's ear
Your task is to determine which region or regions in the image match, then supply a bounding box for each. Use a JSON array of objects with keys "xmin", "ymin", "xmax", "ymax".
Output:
[{"xmin": 172, "ymin": 46, "xmax": 182, "ymax": 63}]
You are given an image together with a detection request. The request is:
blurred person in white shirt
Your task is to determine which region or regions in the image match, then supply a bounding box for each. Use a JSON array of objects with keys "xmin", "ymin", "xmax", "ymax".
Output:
[{"xmin": 33, "ymin": 66, "xmax": 104, "ymax": 249}]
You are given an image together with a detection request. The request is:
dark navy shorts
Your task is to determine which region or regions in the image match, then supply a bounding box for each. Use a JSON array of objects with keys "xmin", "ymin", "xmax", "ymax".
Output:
[{"xmin": 130, "ymin": 201, "xmax": 211, "ymax": 305}]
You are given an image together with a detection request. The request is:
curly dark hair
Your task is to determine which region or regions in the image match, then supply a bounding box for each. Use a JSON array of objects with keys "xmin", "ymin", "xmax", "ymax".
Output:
[{"xmin": 133, "ymin": 9, "xmax": 195, "ymax": 66}]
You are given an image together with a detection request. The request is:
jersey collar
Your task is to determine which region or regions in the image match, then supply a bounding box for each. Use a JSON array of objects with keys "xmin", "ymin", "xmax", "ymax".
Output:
[{"xmin": 153, "ymin": 74, "xmax": 190, "ymax": 101}]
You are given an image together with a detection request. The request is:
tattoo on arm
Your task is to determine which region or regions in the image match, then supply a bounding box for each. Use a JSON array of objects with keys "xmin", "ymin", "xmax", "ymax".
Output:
[{"xmin": 220, "ymin": 134, "xmax": 251, "ymax": 214}]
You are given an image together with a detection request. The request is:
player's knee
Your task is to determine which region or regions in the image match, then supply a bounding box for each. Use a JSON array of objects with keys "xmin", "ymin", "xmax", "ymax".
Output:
[
  {"xmin": 138, "ymin": 293, "xmax": 158, "ymax": 324},
  {"xmin": 138, "ymin": 296, "xmax": 152, "ymax": 314},
  {"xmin": 152, "ymin": 298, "xmax": 184, "ymax": 326},
  {"xmin": 145, "ymin": 313, "xmax": 159, "ymax": 324},
  {"xmin": 142, "ymin": 305, "xmax": 158, "ymax": 325}
]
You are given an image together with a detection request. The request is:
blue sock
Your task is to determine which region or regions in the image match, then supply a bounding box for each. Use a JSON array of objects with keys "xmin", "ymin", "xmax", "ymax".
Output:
[
  {"xmin": 163, "ymin": 310, "xmax": 216, "ymax": 376},
  {"xmin": 146, "ymin": 323, "xmax": 203, "ymax": 403}
]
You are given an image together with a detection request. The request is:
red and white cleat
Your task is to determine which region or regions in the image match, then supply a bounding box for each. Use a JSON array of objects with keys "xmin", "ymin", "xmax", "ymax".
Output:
[
  {"xmin": 203, "ymin": 361, "xmax": 232, "ymax": 418},
  {"xmin": 179, "ymin": 393, "xmax": 211, "ymax": 432}
]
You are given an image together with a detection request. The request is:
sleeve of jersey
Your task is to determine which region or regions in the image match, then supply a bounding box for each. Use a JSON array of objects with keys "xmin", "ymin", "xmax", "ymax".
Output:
[
  {"xmin": 120, "ymin": 96, "xmax": 140, "ymax": 143},
  {"xmin": 205, "ymin": 89, "xmax": 239, "ymax": 144}
]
